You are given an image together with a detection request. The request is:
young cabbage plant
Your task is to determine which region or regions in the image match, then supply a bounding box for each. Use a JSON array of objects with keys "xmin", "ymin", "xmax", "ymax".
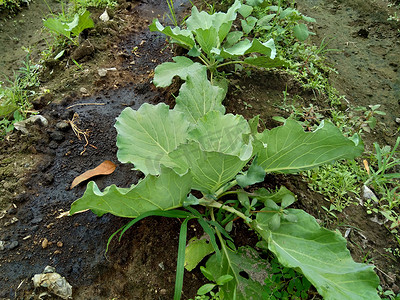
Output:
[
  {"xmin": 43, "ymin": 10, "xmax": 94, "ymax": 46},
  {"xmin": 70, "ymin": 65, "xmax": 380, "ymax": 300},
  {"xmin": 150, "ymin": 0, "xmax": 286, "ymax": 84}
]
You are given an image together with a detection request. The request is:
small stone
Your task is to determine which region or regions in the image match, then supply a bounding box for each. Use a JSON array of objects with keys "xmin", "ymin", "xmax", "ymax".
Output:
[
  {"xmin": 99, "ymin": 9, "xmax": 110, "ymax": 22},
  {"xmin": 98, "ymin": 68, "xmax": 107, "ymax": 77},
  {"xmin": 56, "ymin": 121, "xmax": 70, "ymax": 131},
  {"xmin": 160, "ymin": 289, "xmax": 167, "ymax": 295},
  {"xmin": 362, "ymin": 185, "xmax": 377, "ymax": 200},
  {"xmin": 31, "ymin": 217, "xmax": 43, "ymax": 224},
  {"xmin": 0, "ymin": 241, "xmax": 4, "ymax": 251},
  {"xmin": 395, "ymin": 118, "xmax": 400, "ymax": 124},
  {"xmin": 53, "ymin": 250, "xmax": 62, "ymax": 255},
  {"xmin": 8, "ymin": 240, "xmax": 18, "ymax": 250},
  {"xmin": 80, "ymin": 87, "xmax": 88, "ymax": 94},
  {"xmin": 57, "ymin": 241, "xmax": 63, "ymax": 248},
  {"xmin": 42, "ymin": 238, "xmax": 49, "ymax": 249}
]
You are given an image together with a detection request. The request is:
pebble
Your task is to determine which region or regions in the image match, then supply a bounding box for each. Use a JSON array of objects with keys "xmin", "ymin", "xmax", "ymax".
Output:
[
  {"xmin": 98, "ymin": 68, "xmax": 108, "ymax": 77},
  {"xmin": 80, "ymin": 87, "xmax": 88, "ymax": 94},
  {"xmin": 0, "ymin": 241, "xmax": 4, "ymax": 251},
  {"xmin": 42, "ymin": 238, "xmax": 49, "ymax": 249},
  {"xmin": 57, "ymin": 241, "xmax": 63, "ymax": 248},
  {"xmin": 99, "ymin": 9, "xmax": 110, "ymax": 22},
  {"xmin": 362, "ymin": 185, "xmax": 377, "ymax": 200},
  {"xmin": 98, "ymin": 67, "xmax": 117, "ymax": 77},
  {"xmin": 31, "ymin": 217, "xmax": 43, "ymax": 224},
  {"xmin": 395, "ymin": 118, "xmax": 400, "ymax": 124},
  {"xmin": 8, "ymin": 240, "xmax": 18, "ymax": 250},
  {"xmin": 56, "ymin": 121, "xmax": 70, "ymax": 131}
]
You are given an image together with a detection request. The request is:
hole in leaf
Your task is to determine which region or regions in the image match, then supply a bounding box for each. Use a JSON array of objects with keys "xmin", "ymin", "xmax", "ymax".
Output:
[{"xmin": 239, "ymin": 271, "xmax": 249, "ymax": 279}]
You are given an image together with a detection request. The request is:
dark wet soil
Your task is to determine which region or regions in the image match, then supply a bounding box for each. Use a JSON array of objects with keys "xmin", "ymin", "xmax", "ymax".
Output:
[{"xmin": 1, "ymin": 0, "xmax": 400, "ymax": 299}]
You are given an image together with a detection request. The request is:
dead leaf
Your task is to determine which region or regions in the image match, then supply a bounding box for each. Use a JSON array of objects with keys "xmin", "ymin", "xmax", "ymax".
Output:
[
  {"xmin": 363, "ymin": 159, "xmax": 370, "ymax": 175},
  {"xmin": 70, "ymin": 160, "xmax": 116, "ymax": 189}
]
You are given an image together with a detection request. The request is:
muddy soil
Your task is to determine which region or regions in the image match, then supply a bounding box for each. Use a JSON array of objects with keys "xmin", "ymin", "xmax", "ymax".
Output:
[{"xmin": 1, "ymin": 0, "xmax": 400, "ymax": 299}]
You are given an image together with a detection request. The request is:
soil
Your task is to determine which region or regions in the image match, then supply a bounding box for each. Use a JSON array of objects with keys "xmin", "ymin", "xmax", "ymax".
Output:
[{"xmin": 0, "ymin": 0, "xmax": 400, "ymax": 299}]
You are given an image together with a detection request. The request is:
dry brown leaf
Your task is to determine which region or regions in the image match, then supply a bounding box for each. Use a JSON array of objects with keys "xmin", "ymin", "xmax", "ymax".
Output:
[
  {"xmin": 70, "ymin": 160, "xmax": 116, "ymax": 189},
  {"xmin": 363, "ymin": 159, "xmax": 370, "ymax": 175}
]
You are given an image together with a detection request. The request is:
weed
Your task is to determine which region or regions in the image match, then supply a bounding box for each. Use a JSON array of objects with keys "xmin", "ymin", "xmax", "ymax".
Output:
[
  {"xmin": 0, "ymin": 52, "xmax": 40, "ymax": 135},
  {"xmin": 43, "ymin": 9, "xmax": 94, "ymax": 46},
  {"xmin": 306, "ymin": 160, "xmax": 366, "ymax": 212}
]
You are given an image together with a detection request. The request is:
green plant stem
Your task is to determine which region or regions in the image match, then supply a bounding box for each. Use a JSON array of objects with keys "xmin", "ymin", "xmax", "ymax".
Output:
[
  {"xmin": 199, "ymin": 197, "xmax": 250, "ymax": 222},
  {"xmin": 209, "ymin": 208, "xmax": 240, "ymax": 288},
  {"xmin": 215, "ymin": 60, "xmax": 245, "ymax": 69},
  {"xmin": 199, "ymin": 53, "xmax": 211, "ymax": 67},
  {"xmin": 215, "ymin": 179, "xmax": 238, "ymax": 197}
]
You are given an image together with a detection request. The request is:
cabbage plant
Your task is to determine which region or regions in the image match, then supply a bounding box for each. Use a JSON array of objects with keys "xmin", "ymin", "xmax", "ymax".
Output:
[{"xmin": 70, "ymin": 63, "xmax": 380, "ymax": 299}]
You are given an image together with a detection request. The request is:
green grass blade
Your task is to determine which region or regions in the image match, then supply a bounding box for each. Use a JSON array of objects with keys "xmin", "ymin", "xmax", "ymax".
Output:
[
  {"xmin": 174, "ymin": 217, "xmax": 193, "ymax": 300},
  {"xmin": 119, "ymin": 210, "xmax": 192, "ymax": 241}
]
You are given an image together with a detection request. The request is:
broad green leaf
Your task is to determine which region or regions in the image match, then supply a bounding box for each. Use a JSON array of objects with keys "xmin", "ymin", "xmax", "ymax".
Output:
[
  {"xmin": 241, "ymin": 16, "xmax": 257, "ymax": 34},
  {"xmin": 70, "ymin": 10, "xmax": 94, "ymax": 37},
  {"xmin": 188, "ymin": 111, "xmax": 252, "ymax": 160},
  {"xmin": 246, "ymin": 0, "xmax": 264, "ymax": 6},
  {"xmin": 186, "ymin": 0, "xmax": 241, "ymax": 43},
  {"xmin": 185, "ymin": 236, "xmax": 215, "ymax": 271},
  {"xmin": 255, "ymin": 209, "xmax": 380, "ymax": 300},
  {"xmin": 43, "ymin": 18, "xmax": 70, "ymax": 38},
  {"xmin": 153, "ymin": 56, "xmax": 205, "ymax": 87},
  {"xmin": 205, "ymin": 246, "xmax": 271, "ymax": 299},
  {"xmin": 66, "ymin": 14, "xmax": 80, "ymax": 32},
  {"xmin": 236, "ymin": 161, "xmax": 266, "ymax": 187},
  {"xmin": 257, "ymin": 14, "xmax": 275, "ymax": 26},
  {"xmin": 70, "ymin": 166, "xmax": 192, "ymax": 218},
  {"xmin": 244, "ymin": 55, "xmax": 288, "ymax": 68},
  {"xmin": 293, "ymin": 23, "xmax": 314, "ymax": 41},
  {"xmin": 115, "ymin": 103, "xmax": 190, "ymax": 175},
  {"xmin": 238, "ymin": 4, "xmax": 253, "ymax": 18},
  {"xmin": 224, "ymin": 31, "xmax": 244, "ymax": 48},
  {"xmin": 256, "ymin": 119, "xmax": 364, "ymax": 173},
  {"xmin": 149, "ymin": 19, "xmax": 195, "ymax": 49},
  {"xmin": 222, "ymin": 38, "xmax": 276, "ymax": 59},
  {"xmin": 174, "ymin": 71, "xmax": 226, "ymax": 123},
  {"xmin": 195, "ymin": 27, "xmax": 219, "ymax": 55},
  {"xmin": 166, "ymin": 142, "xmax": 249, "ymax": 194}
]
